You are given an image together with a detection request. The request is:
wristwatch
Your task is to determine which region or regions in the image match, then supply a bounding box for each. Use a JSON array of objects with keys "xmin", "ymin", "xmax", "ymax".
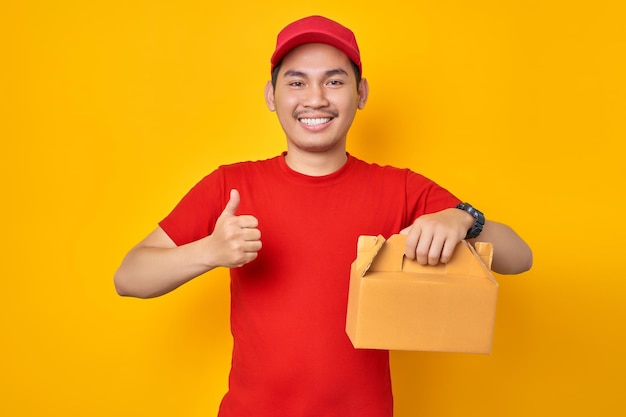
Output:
[{"xmin": 455, "ymin": 202, "xmax": 485, "ymax": 239}]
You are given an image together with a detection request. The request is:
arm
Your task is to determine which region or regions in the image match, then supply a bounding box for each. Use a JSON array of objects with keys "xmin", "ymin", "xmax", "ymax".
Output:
[
  {"xmin": 400, "ymin": 208, "xmax": 532, "ymax": 275},
  {"xmin": 470, "ymin": 220, "xmax": 533, "ymax": 274},
  {"xmin": 114, "ymin": 189, "xmax": 262, "ymax": 298}
]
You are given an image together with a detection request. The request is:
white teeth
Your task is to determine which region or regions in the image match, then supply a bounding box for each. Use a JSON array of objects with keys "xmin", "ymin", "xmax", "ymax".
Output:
[{"xmin": 299, "ymin": 118, "xmax": 331, "ymax": 126}]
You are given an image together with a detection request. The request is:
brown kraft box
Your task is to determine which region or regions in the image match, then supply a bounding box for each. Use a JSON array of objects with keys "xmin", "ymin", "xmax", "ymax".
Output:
[{"xmin": 346, "ymin": 234, "xmax": 498, "ymax": 354}]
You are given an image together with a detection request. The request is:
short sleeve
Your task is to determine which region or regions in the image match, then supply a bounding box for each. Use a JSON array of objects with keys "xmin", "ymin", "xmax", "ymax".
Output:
[
  {"xmin": 405, "ymin": 170, "xmax": 461, "ymax": 223},
  {"xmin": 158, "ymin": 169, "xmax": 227, "ymax": 246}
]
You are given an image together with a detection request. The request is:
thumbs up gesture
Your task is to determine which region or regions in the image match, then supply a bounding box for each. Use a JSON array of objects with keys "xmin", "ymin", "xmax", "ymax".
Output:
[{"xmin": 206, "ymin": 189, "xmax": 262, "ymax": 268}]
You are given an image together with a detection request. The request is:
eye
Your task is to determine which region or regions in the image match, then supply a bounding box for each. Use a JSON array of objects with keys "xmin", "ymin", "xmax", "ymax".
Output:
[
  {"xmin": 288, "ymin": 81, "xmax": 305, "ymax": 88},
  {"xmin": 327, "ymin": 80, "xmax": 345, "ymax": 87}
]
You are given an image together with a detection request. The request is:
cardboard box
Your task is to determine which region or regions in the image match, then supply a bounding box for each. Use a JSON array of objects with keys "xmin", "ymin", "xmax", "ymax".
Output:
[{"xmin": 346, "ymin": 234, "xmax": 498, "ymax": 354}]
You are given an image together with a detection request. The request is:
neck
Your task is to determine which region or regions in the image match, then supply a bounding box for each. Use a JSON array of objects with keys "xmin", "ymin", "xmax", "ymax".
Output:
[{"xmin": 284, "ymin": 148, "xmax": 348, "ymax": 176}]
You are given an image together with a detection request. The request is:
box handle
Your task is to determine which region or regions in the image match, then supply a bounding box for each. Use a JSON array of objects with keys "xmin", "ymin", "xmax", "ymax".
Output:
[
  {"xmin": 358, "ymin": 234, "xmax": 493, "ymax": 277},
  {"xmin": 388, "ymin": 234, "xmax": 493, "ymax": 275}
]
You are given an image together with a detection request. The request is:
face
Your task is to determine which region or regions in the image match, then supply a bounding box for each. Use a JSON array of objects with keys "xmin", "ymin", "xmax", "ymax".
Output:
[{"xmin": 265, "ymin": 43, "xmax": 368, "ymax": 155}]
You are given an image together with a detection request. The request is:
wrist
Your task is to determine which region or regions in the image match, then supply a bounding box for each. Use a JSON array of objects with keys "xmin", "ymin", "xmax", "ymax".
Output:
[{"xmin": 455, "ymin": 202, "xmax": 485, "ymax": 239}]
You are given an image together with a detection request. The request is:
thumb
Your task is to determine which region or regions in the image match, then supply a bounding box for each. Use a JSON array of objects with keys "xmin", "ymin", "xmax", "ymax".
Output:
[
  {"xmin": 221, "ymin": 189, "xmax": 240, "ymax": 216},
  {"xmin": 399, "ymin": 225, "xmax": 411, "ymax": 235}
]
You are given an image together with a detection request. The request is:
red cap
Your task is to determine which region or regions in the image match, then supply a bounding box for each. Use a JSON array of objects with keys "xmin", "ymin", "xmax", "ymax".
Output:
[{"xmin": 270, "ymin": 15, "xmax": 362, "ymax": 76}]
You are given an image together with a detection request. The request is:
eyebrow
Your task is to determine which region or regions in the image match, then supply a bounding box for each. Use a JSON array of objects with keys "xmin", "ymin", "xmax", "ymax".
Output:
[{"xmin": 282, "ymin": 68, "xmax": 349, "ymax": 78}]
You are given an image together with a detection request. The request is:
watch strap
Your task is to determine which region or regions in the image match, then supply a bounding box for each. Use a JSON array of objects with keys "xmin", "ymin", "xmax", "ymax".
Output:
[{"xmin": 455, "ymin": 202, "xmax": 485, "ymax": 239}]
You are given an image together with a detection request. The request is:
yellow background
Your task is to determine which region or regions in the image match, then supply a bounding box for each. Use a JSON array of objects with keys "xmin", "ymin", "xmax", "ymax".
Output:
[{"xmin": 2, "ymin": 1, "xmax": 625, "ymax": 416}]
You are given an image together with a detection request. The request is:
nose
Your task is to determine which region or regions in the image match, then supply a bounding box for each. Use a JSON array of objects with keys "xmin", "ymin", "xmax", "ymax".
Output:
[{"xmin": 302, "ymin": 84, "xmax": 329, "ymax": 108}]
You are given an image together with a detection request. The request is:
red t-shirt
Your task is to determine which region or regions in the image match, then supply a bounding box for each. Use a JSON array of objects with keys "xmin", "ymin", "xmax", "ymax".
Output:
[{"xmin": 159, "ymin": 153, "xmax": 460, "ymax": 417}]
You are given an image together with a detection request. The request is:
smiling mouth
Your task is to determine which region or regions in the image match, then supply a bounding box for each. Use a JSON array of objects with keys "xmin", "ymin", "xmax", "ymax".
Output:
[{"xmin": 299, "ymin": 117, "xmax": 332, "ymax": 126}]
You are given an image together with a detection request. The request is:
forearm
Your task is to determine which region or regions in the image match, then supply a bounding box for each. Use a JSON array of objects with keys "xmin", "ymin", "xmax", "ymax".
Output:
[
  {"xmin": 471, "ymin": 220, "xmax": 532, "ymax": 275},
  {"xmin": 114, "ymin": 204, "xmax": 262, "ymax": 298},
  {"xmin": 114, "ymin": 236, "xmax": 216, "ymax": 299}
]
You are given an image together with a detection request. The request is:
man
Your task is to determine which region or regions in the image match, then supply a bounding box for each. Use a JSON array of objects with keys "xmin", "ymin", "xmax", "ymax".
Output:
[{"xmin": 115, "ymin": 15, "xmax": 532, "ymax": 417}]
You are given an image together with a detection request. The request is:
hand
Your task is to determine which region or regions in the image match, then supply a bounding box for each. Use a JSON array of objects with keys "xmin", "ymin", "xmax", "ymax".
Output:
[
  {"xmin": 205, "ymin": 189, "xmax": 262, "ymax": 268},
  {"xmin": 399, "ymin": 208, "xmax": 473, "ymax": 265}
]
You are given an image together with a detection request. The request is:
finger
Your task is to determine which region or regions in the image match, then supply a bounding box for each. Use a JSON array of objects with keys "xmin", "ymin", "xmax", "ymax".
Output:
[
  {"xmin": 404, "ymin": 226, "xmax": 421, "ymax": 260},
  {"xmin": 427, "ymin": 235, "xmax": 446, "ymax": 265},
  {"xmin": 221, "ymin": 189, "xmax": 240, "ymax": 217},
  {"xmin": 242, "ymin": 239, "xmax": 263, "ymax": 253},
  {"xmin": 237, "ymin": 215, "xmax": 259, "ymax": 229},
  {"xmin": 240, "ymin": 227, "xmax": 261, "ymax": 242},
  {"xmin": 232, "ymin": 240, "xmax": 262, "ymax": 268},
  {"xmin": 234, "ymin": 251, "xmax": 260, "ymax": 267},
  {"xmin": 439, "ymin": 238, "xmax": 460, "ymax": 264},
  {"xmin": 415, "ymin": 230, "xmax": 434, "ymax": 265},
  {"xmin": 399, "ymin": 225, "xmax": 411, "ymax": 235}
]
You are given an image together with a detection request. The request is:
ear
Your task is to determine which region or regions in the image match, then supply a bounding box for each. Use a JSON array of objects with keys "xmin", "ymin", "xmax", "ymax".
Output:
[
  {"xmin": 264, "ymin": 81, "xmax": 276, "ymax": 112},
  {"xmin": 357, "ymin": 78, "xmax": 369, "ymax": 110}
]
